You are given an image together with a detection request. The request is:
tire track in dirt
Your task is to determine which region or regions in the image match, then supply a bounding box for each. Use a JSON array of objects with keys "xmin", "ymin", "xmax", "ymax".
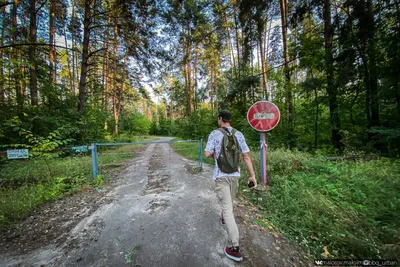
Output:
[{"xmin": 143, "ymin": 144, "xmax": 171, "ymax": 215}]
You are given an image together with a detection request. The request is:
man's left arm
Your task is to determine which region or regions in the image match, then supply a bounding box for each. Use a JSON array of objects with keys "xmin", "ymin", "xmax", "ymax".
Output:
[
  {"xmin": 236, "ymin": 132, "xmax": 257, "ymax": 188},
  {"xmin": 242, "ymin": 152, "xmax": 257, "ymax": 188}
]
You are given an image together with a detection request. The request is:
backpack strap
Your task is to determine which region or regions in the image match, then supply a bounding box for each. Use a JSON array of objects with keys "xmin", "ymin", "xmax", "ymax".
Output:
[
  {"xmin": 219, "ymin": 127, "xmax": 236, "ymax": 136},
  {"xmin": 218, "ymin": 127, "xmax": 229, "ymax": 136},
  {"xmin": 218, "ymin": 127, "xmax": 240, "ymax": 152}
]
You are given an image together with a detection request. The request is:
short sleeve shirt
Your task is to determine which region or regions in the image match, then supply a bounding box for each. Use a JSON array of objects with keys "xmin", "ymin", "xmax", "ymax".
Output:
[{"xmin": 204, "ymin": 127, "xmax": 250, "ymax": 180}]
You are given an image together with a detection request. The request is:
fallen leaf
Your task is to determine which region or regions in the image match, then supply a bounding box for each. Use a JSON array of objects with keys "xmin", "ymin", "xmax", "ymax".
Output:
[{"xmin": 321, "ymin": 246, "xmax": 330, "ymax": 258}]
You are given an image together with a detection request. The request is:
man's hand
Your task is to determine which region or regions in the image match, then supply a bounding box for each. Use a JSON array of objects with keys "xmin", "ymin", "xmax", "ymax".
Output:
[
  {"xmin": 204, "ymin": 151, "xmax": 215, "ymax": 159},
  {"xmin": 242, "ymin": 152, "xmax": 257, "ymax": 189},
  {"xmin": 248, "ymin": 176, "xmax": 257, "ymax": 189}
]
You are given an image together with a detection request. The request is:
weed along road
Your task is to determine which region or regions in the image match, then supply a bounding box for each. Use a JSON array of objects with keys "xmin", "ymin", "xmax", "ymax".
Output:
[{"xmin": 0, "ymin": 138, "xmax": 310, "ymax": 267}]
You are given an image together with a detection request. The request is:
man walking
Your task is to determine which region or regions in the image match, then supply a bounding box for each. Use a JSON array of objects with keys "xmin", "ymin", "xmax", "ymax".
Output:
[{"xmin": 204, "ymin": 110, "xmax": 257, "ymax": 262}]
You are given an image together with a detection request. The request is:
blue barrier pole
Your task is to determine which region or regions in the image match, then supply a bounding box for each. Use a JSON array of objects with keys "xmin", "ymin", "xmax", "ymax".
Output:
[
  {"xmin": 96, "ymin": 140, "xmax": 199, "ymax": 147},
  {"xmin": 199, "ymin": 139, "xmax": 203, "ymax": 170},
  {"xmin": 91, "ymin": 143, "xmax": 98, "ymax": 179}
]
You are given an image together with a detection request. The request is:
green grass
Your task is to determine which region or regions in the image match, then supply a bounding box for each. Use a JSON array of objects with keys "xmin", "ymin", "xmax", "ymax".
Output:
[
  {"xmin": 240, "ymin": 149, "xmax": 400, "ymax": 259},
  {"xmin": 171, "ymin": 141, "xmax": 400, "ymax": 259},
  {"xmin": 0, "ymin": 135, "xmax": 158, "ymax": 231},
  {"xmin": 0, "ymin": 156, "xmax": 92, "ymax": 231},
  {"xmin": 169, "ymin": 139, "xmax": 214, "ymax": 167}
]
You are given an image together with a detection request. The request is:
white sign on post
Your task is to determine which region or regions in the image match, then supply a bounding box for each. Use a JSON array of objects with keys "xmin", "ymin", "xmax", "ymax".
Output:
[{"xmin": 7, "ymin": 149, "xmax": 29, "ymax": 159}]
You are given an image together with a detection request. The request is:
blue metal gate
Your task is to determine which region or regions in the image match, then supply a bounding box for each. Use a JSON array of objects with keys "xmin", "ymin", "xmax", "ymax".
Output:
[{"xmin": 90, "ymin": 139, "xmax": 203, "ymax": 179}]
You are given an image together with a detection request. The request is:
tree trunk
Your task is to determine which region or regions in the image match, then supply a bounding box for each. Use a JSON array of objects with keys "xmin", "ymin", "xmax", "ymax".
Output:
[
  {"xmin": 20, "ymin": 59, "xmax": 26, "ymax": 98},
  {"xmin": 234, "ymin": 5, "xmax": 240, "ymax": 76},
  {"xmin": 280, "ymin": 0, "xmax": 294, "ymax": 147},
  {"xmin": 113, "ymin": 16, "xmax": 119, "ymax": 135},
  {"xmin": 0, "ymin": 8, "xmax": 6, "ymax": 106},
  {"xmin": 323, "ymin": 0, "xmax": 341, "ymax": 149},
  {"xmin": 71, "ymin": 0, "xmax": 79, "ymax": 91},
  {"xmin": 71, "ymin": 0, "xmax": 76, "ymax": 92},
  {"xmin": 119, "ymin": 48, "xmax": 128, "ymax": 117},
  {"xmin": 214, "ymin": 57, "xmax": 218, "ymax": 112},
  {"xmin": 366, "ymin": 0, "xmax": 380, "ymax": 128},
  {"xmin": 63, "ymin": 17, "xmax": 73, "ymax": 94},
  {"xmin": 259, "ymin": 33, "xmax": 267, "ymax": 99},
  {"xmin": 264, "ymin": 17, "xmax": 273, "ymax": 99},
  {"xmin": 396, "ymin": 1, "xmax": 400, "ymax": 117},
  {"xmin": 12, "ymin": 0, "xmax": 23, "ymax": 108},
  {"xmin": 210, "ymin": 67, "xmax": 214, "ymax": 114},
  {"xmin": 78, "ymin": 0, "xmax": 92, "ymax": 114},
  {"xmin": 103, "ymin": 15, "xmax": 111, "ymax": 130},
  {"xmin": 49, "ymin": 0, "xmax": 56, "ymax": 83},
  {"xmin": 193, "ymin": 45, "xmax": 198, "ymax": 111},
  {"xmin": 29, "ymin": 0, "xmax": 38, "ymax": 106},
  {"xmin": 227, "ymin": 28, "xmax": 236, "ymax": 76},
  {"xmin": 185, "ymin": 24, "xmax": 192, "ymax": 116},
  {"xmin": 312, "ymin": 68, "xmax": 319, "ymax": 149}
]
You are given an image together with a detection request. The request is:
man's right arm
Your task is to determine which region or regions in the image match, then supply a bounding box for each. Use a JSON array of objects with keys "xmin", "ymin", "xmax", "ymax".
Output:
[{"xmin": 204, "ymin": 131, "xmax": 215, "ymax": 158}]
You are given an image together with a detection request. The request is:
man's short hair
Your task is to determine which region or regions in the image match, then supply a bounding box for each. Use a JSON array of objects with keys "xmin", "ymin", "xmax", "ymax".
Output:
[{"xmin": 218, "ymin": 110, "xmax": 231, "ymax": 122}]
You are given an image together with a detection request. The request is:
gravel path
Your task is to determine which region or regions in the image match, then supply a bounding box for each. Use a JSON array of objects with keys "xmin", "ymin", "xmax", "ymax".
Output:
[{"xmin": 0, "ymin": 138, "xmax": 311, "ymax": 267}]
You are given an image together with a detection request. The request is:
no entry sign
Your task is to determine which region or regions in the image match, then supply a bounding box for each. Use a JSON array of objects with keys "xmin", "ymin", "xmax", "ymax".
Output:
[{"xmin": 247, "ymin": 101, "xmax": 280, "ymax": 132}]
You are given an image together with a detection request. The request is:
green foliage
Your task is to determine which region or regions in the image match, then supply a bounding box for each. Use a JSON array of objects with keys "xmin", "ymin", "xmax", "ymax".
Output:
[
  {"xmin": 2, "ymin": 116, "xmax": 74, "ymax": 158},
  {"xmin": 0, "ymin": 104, "xmax": 107, "ymax": 147},
  {"xmin": 119, "ymin": 112, "xmax": 152, "ymax": 135},
  {"xmin": 171, "ymin": 108, "xmax": 216, "ymax": 141},
  {"xmin": 239, "ymin": 149, "xmax": 400, "ymax": 259},
  {"xmin": 367, "ymin": 127, "xmax": 400, "ymax": 157}
]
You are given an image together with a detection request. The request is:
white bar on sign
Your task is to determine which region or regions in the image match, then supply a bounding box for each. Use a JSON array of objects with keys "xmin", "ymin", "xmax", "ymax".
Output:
[{"xmin": 254, "ymin": 113, "xmax": 275, "ymax": 120}]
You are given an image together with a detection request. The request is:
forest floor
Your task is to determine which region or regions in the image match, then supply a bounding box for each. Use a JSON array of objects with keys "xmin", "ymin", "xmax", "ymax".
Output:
[{"xmin": 0, "ymin": 138, "xmax": 312, "ymax": 267}]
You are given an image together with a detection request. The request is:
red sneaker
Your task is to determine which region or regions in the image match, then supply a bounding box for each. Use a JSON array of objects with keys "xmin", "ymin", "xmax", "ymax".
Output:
[{"xmin": 224, "ymin": 246, "xmax": 243, "ymax": 262}]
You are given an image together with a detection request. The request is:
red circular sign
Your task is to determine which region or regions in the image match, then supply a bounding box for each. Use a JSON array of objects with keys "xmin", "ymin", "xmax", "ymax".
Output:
[{"xmin": 247, "ymin": 101, "xmax": 280, "ymax": 132}]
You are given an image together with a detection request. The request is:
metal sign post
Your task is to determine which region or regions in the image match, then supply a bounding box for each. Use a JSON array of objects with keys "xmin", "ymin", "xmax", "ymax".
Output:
[
  {"xmin": 247, "ymin": 100, "xmax": 280, "ymax": 186},
  {"xmin": 260, "ymin": 132, "xmax": 267, "ymax": 185}
]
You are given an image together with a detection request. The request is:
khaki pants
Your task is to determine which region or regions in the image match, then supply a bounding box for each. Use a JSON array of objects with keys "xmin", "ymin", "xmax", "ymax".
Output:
[{"xmin": 215, "ymin": 176, "xmax": 239, "ymax": 247}]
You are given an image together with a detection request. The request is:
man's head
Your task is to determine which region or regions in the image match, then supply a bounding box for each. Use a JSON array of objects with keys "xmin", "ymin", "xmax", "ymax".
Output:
[{"xmin": 218, "ymin": 110, "xmax": 231, "ymax": 126}]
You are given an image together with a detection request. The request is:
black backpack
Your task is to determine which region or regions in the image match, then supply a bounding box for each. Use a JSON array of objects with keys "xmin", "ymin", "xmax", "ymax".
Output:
[{"xmin": 217, "ymin": 127, "xmax": 241, "ymax": 173}]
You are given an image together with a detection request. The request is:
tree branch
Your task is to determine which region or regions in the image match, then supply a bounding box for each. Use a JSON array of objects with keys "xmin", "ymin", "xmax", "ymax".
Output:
[
  {"xmin": 0, "ymin": 1, "xmax": 13, "ymax": 9},
  {"xmin": 89, "ymin": 24, "xmax": 114, "ymax": 30},
  {"xmin": 0, "ymin": 43, "xmax": 79, "ymax": 52},
  {"xmin": 35, "ymin": 0, "xmax": 48, "ymax": 14},
  {"xmin": 88, "ymin": 47, "xmax": 106, "ymax": 58}
]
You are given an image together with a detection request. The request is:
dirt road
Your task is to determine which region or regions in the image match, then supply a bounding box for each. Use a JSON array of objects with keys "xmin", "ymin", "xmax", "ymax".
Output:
[{"xmin": 0, "ymin": 138, "xmax": 311, "ymax": 267}]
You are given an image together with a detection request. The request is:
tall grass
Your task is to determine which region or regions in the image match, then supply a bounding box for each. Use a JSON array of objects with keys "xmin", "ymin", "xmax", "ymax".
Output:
[
  {"xmin": 239, "ymin": 149, "xmax": 400, "ymax": 259},
  {"xmin": 0, "ymin": 156, "xmax": 92, "ymax": 231},
  {"xmin": 170, "ymin": 141, "xmax": 400, "ymax": 259}
]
